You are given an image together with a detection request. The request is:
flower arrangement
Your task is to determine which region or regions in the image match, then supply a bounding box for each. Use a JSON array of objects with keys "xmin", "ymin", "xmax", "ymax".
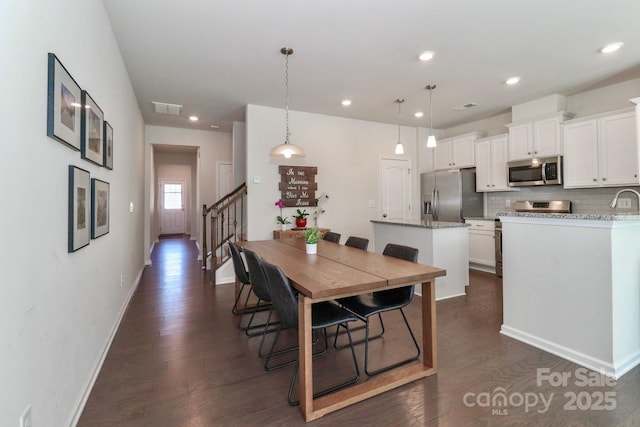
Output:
[
  {"xmin": 293, "ymin": 209, "xmax": 309, "ymax": 220},
  {"xmin": 274, "ymin": 200, "xmax": 290, "ymax": 224},
  {"xmin": 303, "ymin": 227, "xmax": 322, "ymax": 244}
]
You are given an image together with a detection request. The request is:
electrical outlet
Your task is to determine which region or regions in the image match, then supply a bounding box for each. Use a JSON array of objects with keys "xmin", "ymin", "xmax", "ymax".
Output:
[
  {"xmin": 20, "ymin": 405, "xmax": 32, "ymax": 427},
  {"xmin": 618, "ymin": 198, "xmax": 632, "ymax": 209},
  {"xmin": 505, "ymin": 199, "xmax": 511, "ymax": 207}
]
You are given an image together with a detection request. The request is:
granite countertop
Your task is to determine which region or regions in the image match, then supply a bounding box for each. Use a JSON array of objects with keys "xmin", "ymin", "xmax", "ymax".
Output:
[
  {"xmin": 497, "ymin": 211, "xmax": 640, "ymax": 221},
  {"xmin": 371, "ymin": 219, "xmax": 470, "ymax": 229},
  {"xmin": 464, "ymin": 216, "xmax": 498, "ymax": 221}
]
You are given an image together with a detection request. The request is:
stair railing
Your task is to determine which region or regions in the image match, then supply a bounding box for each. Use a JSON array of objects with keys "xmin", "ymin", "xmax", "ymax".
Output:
[{"xmin": 202, "ymin": 182, "xmax": 247, "ymax": 284}]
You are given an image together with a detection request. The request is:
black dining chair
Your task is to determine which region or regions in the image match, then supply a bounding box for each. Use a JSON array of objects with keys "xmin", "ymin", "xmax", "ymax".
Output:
[
  {"xmin": 322, "ymin": 231, "xmax": 341, "ymax": 243},
  {"xmin": 344, "ymin": 236, "xmax": 369, "ymax": 251},
  {"xmin": 228, "ymin": 243, "xmax": 272, "ymax": 335},
  {"xmin": 336, "ymin": 243, "xmax": 420, "ymax": 376},
  {"xmin": 261, "ymin": 259, "xmax": 360, "ymax": 406}
]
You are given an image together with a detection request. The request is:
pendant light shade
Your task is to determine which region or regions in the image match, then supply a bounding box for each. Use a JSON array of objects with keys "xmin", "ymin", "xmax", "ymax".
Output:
[
  {"xmin": 394, "ymin": 99, "xmax": 405, "ymax": 155},
  {"xmin": 270, "ymin": 47, "xmax": 305, "ymax": 159},
  {"xmin": 426, "ymin": 84, "xmax": 437, "ymax": 148}
]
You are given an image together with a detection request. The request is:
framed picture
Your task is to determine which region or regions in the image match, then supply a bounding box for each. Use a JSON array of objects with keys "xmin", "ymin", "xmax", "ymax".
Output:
[
  {"xmin": 47, "ymin": 53, "xmax": 82, "ymax": 150},
  {"xmin": 68, "ymin": 165, "xmax": 91, "ymax": 252},
  {"xmin": 81, "ymin": 90, "xmax": 104, "ymax": 166},
  {"xmin": 91, "ymin": 178, "xmax": 110, "ymax": 239},
  {"xmin": 103, "ymin": 121, "xmax": 113, "ymax": 170}
]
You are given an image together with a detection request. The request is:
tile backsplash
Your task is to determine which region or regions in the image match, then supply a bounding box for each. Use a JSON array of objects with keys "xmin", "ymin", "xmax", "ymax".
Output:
[{"xmin": 486, "ymin": 185, "xmax": 640, "ymax": 216}]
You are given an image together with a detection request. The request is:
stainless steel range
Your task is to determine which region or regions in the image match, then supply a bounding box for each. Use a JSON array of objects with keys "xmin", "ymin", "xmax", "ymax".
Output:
[{"xmin": 495, "ymin": 200, "xmax": 571, "ymax": 277}]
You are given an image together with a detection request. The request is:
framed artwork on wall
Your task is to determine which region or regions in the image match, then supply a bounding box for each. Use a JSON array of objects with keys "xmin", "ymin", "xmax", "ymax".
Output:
[
  {"xmin": 103, "ymin": 121, "xmax": 113, "ymax": 170},
  {"xmin": 81, "ymin": 90, "xmax": 104, "ymax": 166},
  {"xmin": 47, "ymin": 53, "xmax": 82, "ymax": 150},
  {"xmin": 68, "ymin": 165, "xmax": 91, "ymax": 252},
  {"xmin": 91, "ymin": 178, "xmax": 110, "ymax": 239}
]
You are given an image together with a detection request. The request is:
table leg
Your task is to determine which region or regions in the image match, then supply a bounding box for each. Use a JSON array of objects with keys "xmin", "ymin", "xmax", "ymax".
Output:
[
  {"xmin": 422, "ymin": 279, "xmax": 437, "ymax": 369},
  {"xmin": 298, "ymin": 295, "xmax": 313, "ymax": 418}
]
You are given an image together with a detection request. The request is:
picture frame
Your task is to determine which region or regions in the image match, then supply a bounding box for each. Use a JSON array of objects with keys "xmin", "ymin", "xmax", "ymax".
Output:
[
  {"xmin": 47, "ymin": 53, "xmax": 82, "ymax": 150},
  {"xmin": 103, "ymin": 121, "xmax": 113, "ymax": 170},
  {"xmin": 81, "ymin": 90, "xmax": 104, "ymax": 166},
  {"xmin": 91, "ymin": 179, "xmax": 110, "ymax": 239},
  {"xmin": 68, "ymin": 165, "xmax": 91, "ymax": 252}
]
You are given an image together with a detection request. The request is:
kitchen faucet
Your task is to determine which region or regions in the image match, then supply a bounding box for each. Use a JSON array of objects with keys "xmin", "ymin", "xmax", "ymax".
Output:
[{"xmin": 609, "ymin": 189, "xmax": 640, "ymax": 213}]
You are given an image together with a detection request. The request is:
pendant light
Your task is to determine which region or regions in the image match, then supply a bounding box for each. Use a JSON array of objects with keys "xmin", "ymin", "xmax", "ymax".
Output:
[
  {"xmin": 269, "ymin": 47, "xmax": 306, "ymax": 159},
  {"xmin": 394, "ymin": 99, "xmax": 405, "ymax": 155},
  {"xmin": 426, "ymin": 84, "xmax": 437, "ymax": 148}
]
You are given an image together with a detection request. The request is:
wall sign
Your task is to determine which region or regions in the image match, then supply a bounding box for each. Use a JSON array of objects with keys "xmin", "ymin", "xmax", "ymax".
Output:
[{"xmin": 278, "ymin": 166, "xmax": 317, "ymax": 207}]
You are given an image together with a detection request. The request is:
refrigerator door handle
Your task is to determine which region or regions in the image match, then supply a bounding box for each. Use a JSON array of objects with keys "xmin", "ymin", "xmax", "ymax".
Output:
[{"xmin": 432, "ymin": 187, "xmax": 439, "ymax": 221}]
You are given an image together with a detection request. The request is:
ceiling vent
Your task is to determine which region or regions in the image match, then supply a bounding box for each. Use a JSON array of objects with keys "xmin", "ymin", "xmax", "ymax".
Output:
[
  {"xmin": 453, "ymin": 102, "xmax": 478, "ymax": 111},
  {"xmin": 152, "ymin": 101, "xmax": 183, "ymax": 115}
]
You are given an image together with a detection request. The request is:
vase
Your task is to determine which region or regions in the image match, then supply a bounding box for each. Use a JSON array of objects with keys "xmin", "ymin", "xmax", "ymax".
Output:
[
  {"xmin": 305, "ymin": 243, "xmax": 317, "ymax": 254},
  {"xmin": 296, "ymin": 218, "xmax": 307, "ymax": 228},
  {"xmin": 280, "ymin": 224, "xmax": 287, "ymax": 231}
]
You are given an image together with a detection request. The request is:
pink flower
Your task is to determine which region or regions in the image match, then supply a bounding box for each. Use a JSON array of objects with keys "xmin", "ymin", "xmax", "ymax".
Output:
[{"xmin": 275, "ymin": 200, "xmax": 285, "ymax": 209}]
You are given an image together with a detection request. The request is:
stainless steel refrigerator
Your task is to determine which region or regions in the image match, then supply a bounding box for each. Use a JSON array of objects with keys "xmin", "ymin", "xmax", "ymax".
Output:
[{"xmin": 421, "ymin": 168, "xmax": 483, "ymax": 222}]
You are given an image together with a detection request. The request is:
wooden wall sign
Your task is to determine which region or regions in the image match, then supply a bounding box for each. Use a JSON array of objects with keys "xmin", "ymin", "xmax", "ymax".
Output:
[{"xmin": 278, "ymin": 166, "xmax": 318, "ymax": 207}]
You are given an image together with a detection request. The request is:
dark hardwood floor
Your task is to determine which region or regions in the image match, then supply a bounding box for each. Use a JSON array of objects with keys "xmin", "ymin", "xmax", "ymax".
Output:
[{"xmin": 78, "ymin": 236, "xmax": 640, "ymax": 426}]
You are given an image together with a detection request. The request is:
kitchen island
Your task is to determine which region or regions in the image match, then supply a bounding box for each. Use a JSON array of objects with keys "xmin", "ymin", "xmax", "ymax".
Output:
[
  {"xmin": 498, "ymin": 212, "xmax": 640, "ymax": 378},
  {"xmin": 371, "ymin": 219, "xmax": 469, "ymax": 300}
]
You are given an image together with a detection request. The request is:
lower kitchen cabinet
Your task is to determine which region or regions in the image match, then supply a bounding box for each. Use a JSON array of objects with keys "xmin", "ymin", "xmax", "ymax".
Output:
[{"xmin": 467, "ymin": 219, "xmax": 495, "ymax": 272}]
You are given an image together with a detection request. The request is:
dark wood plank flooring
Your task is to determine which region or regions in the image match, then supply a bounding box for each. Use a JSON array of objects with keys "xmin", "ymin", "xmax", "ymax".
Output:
[{"xmin": 78, "ymin": 236, "xmax": 640, "ymax": 426}]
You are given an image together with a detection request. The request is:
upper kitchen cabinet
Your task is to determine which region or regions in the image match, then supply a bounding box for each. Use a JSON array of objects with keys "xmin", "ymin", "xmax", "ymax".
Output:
[
  {"xmin": 475, "ymin": 134, "xmax": 509, "ymax": 192},
  {"xmin": 506, "ymin": 113, "xmax": 571, "ymax": 161},
  {"xmin": 434, "ymin": 131, "xmax": 485, "ymax": 171},
  {"xmin": 563, "ymin": 109, "xmax": 638, "ymax": 188}
]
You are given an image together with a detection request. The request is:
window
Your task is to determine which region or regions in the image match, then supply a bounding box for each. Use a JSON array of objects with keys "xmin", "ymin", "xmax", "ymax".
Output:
[{"xmin": 164, "ymin": 184, "xmax": 182, "ymax": 209}]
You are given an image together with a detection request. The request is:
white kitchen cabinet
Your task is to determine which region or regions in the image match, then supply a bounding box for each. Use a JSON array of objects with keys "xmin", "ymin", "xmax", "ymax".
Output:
[
  {"xmin": 467, "ymin": 219, "xmax": 495, "ymax": 272},
  {"xmin": 475, "ymin": 134, "xmax": 509, "ymax": 192},
  {"xmin": 563, "ymin": 109, "xmax": 638, "ymax": 188},
  {"xmin": 434, "ymin": 132, "xmax": 485, "ymax": 170},
  {"xmin": 507, "ymin": 113, "xmax": 568, "ymax": 161}
]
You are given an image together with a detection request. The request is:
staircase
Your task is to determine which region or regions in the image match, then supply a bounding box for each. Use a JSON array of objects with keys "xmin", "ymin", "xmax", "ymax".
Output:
[{"xmin": 202, "ymin": 182, "xmax": 247, "ymax": 284}]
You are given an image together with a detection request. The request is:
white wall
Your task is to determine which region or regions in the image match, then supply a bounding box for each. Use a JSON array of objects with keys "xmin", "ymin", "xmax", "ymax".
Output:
[
  {"xmin": 144, "ymin": 126, "xmax": 232, "ymax": 259},
  {"xmin": 245, "ymin": 104, "xmax": 420, "ymax": 242},
  {"xmin": 232, "ymin": 121, "xmax": 246, "ymax": 187},
  {"xmin": 0, "ymin": 1, "xmax": 145, "ymax": 426}
]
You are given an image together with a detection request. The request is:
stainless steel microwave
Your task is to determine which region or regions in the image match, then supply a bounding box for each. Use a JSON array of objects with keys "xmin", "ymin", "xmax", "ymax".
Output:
[{"xmin": 507, "ymin": 156, "xmax": 562, "ymax": 187}]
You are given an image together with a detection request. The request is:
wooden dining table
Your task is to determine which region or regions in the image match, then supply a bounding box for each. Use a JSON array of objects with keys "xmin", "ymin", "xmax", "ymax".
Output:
[{"xmin": 238, "ymin": 238, "xmax": 446, "ymax": 422}]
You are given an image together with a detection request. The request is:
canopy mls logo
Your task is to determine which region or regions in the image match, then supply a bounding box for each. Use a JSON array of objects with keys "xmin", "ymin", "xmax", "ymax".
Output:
[
  {"xmin": 463, "ymin": 387, "xmax": 553, "ymax": 416},
  {"xmin": 462, "ymin": 367, "xmax": 617, "ymax": 416}
]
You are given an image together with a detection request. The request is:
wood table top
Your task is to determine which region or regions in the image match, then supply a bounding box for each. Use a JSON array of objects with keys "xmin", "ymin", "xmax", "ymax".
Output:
[{"xmin": 238, "ymin": 239, "xmax": 446, "ymax": 300}]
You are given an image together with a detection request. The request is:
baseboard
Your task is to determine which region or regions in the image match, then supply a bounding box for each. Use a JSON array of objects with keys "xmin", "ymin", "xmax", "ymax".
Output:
[
  {"xmin": 415, "ymin": 289, "xmax": 466, "ymax": 301},
  {"xmin": 67, "ymin": 265, "xmax": 145, "ymax": 426},
  {"xmin": 469, "ymin": 263, "xmax": 496, "ymax": 274},
  {"xmin": 500, "ymin": 324, "xmax": 620, "ymax": 378}
]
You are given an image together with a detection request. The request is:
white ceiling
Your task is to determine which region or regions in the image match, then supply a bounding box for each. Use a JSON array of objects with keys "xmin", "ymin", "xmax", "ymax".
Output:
[{"xmin": 102, "ymin": 0, "xmax": 640, "ymax": 133}]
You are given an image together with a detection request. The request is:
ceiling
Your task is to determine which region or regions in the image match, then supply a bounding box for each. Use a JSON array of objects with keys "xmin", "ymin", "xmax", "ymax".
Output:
[{"xmin": 102, "ymin": 0, "xmax": 640, "ymax": 134}]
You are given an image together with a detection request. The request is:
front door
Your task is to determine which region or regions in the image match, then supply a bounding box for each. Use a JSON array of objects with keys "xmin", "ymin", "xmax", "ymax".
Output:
[
  {"xmin": 159, "ymin": 180, "xmax": 186, "ymax": 235},
  {"xmin": 379, "ymin": 158, "xmax": 411, "ymax": 222}
]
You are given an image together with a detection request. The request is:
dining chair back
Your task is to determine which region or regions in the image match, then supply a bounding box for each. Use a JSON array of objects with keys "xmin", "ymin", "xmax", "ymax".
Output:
[
  {"xmin": 337, "ymin": 243, "xmax": 420, "ymax": 376},
  {"xmin": 344, "ymin": 236, "xmax": 369, "ymax": 251},
  {"xmin": 228, "ymin": 242, "xmax": 251, "ymax": 315},
  {"xmin": 261, "ymin": 259, "xmax": 360, "ymax": 405},
  {"xmin": 322, "ymin": 231, "xmax": 341, "ymax": 243}
]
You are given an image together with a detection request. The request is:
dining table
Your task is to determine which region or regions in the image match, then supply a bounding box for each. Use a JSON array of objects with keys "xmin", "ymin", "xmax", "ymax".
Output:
[{"xmin": 238, "ymin": 238, "xmax": 446, "ymax": 422}]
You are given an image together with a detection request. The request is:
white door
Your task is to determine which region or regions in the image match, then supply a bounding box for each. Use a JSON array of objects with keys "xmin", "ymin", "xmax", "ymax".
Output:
[
  {"xmin": 159, "ymin": 180, "xmax": 186, "ymax": 235},
  {"xmin": 380, "ymin": 158, "xmax": 411, "ymax": 222},
  {"xmin": 218, "ymin": 162, "xmax": 234, "ymax": 200}
]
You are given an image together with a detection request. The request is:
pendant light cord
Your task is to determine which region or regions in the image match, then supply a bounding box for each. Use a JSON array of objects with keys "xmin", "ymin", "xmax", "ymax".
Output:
[{"xmin": 284, "ymin": 49, "xmax": 290, "ymax": 144}]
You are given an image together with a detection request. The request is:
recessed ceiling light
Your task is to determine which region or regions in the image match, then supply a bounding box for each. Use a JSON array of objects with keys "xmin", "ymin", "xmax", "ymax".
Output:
[
  {"xmin": 600, "ymin": 42, "xmax": 623, "ymax": 54},
  {"xmin": 505, "ymin": 76, "xmax": 521, "ymax": 85},
  {"xmin": 341, "ymin": 99, "xmax": 352, "ymax": 106},
  {"xmin": 414, "ymin": 112, "xmax": 424, "ymax": 118},
  {"xmin": 189, "ymin": 116, "xmax": 198, "ymax": 121},
  {"xmin": 418, "ymin": 51, "xmax": 435, "ymax": 61}
]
